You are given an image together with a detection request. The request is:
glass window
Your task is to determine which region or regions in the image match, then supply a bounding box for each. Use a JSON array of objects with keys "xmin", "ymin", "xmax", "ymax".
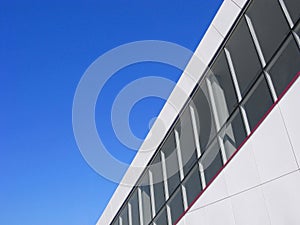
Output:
[
  {"xmin": 284, "ymin": 0, "xmax": 300, "ymax": 25},
  {"xmin": 208, "ymin": 50, "xmax": 238, "ymax": 126},
  {"xmin": 267, "ymin": 35, "xmax": 300, "ymax": 97},
  {"xmin": 225, "ymin": 17, "xmax": 262, "ymax": 97},
  {"xmin": 161, "ymin": 131, "xmax": 181, "ymax": 198},
  {"xmin": 129, "ymin": 190, "xmax": 140, "ymax": 225},
  {"xmin": 167, "ymin": 187, "xmax": 184, "ymax": 225},
  {"xmin": 175, "ymin": 108, "xmax": 197, "ymax": 175},
  {"xmin": 246, "ymin": 0, "xmax": 290, "ymax": 62},
  {"xmin": 149, "ymin": 154, "xmax": 165, "ymax": 215},
  {"xmin": 140, "ymin": 175, "xmax": 152, "ymax": 224},
  {"xmin": 192, "ymin": 82, "xmax": 217, "ymax": 152},
  {"xmin": 243, "ymin": 75, "xmax": 274, "ymax": 131},
  {"xmin": 182, "ymin": 163, "xmax": 202, "ymax": 206},
  {"xmin": 112, "ymin": 218, "xmax": 119, "ymax": 225},
  {"xmin": 219, "ymin": 108, "xmax": 247, "ymax": 160},
  {"xmin": 120, "ymin": 205, "xmax": 129, "ymax": 225},
  {"xmin": 200, "ymin": 138, "xmax": 223, "ymax": 184},
  {"xmin": 153, "ymin": 207, "xmax": 168, "ymax": 225}
]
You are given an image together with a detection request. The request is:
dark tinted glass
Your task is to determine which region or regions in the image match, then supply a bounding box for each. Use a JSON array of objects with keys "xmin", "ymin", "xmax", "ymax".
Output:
[
  {"xmin": 268, "ymin": 35, "xmax": 300, "ymax": 97},
  {"xmin": 200, "ymin": 138, "xmax": 223, "ymax": 184},
  {"xmin": 246, "ymin": 0, "xmax": 290, "ymax": 62},
  {"xmin": 140, "ymin": 176, "xmax": 152, "ymax": 224},
  {"xmin": 192, "ymin": 82, "xmax": 216, "ymax": 152},
  {"xmin": 243, "ymin": 76, "xmax": 274, "ymax": 131},
  {"xmin": 182, "ymin": 163, "xmax": 202, "ymax": 206},
  {"xmin": 284, "ymin": 0, "xmax": 300, "ymax": 25},
  {"xmin": 161, "ymin": 131, "xmax": 181, "ymax": 197},
  {"xmin": 209, "ymin": 50, "xmax": 238, "ymax": 126},
  {"xmin": 175, "ymin": 108, "xmax": 197, "ymax": 175},
  {"xmin": 129, "ymin": 190, "xmax": 140, "ymax": 225},
  {"xmin": 112, "ymin": 218, "xmax": 119, "ymax": 225},
  {"xmin": 219, "ymin": 109, "xmax": 247, "ymax": 160},
  {"xmin": 149, "ymin": 154, "xmax": 165, "ymax": 214},
  {"xmin": 153, "ymin": 207, "xmax": 168, "ymax": 225},
  {"xmin": 168, "ymin": 187, "xmax": 184, "ymax": 224},
  {"xmin": 225, "ymin": 17, "xmax": 262, "ymax": 96},
  {"xmin": 120, "ymin": 206, "xmax": 129, "ymax": 225}
]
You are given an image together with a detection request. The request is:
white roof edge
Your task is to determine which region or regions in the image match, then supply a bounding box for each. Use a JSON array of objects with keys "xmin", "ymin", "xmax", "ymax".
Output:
[{"xmin": 97, "ymin": 0, "xmax": 249, "ymax": 224}]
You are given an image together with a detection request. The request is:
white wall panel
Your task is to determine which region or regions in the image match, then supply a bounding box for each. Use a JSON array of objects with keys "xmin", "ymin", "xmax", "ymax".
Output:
[
  {"xmin": 194, "ymin": 25, "xmax": 224, "ymax": 68},
  {"xmin": 184, "ymin": 207, "xmax": 209, "ymax": 225},
  {"xmin": 212, "ymin": 0, "xmax": 241, "ymax": 37},
  {"xmin": 224, "ymin": 140, "xmax": 261, "ymax": 195},
  {"xmin": 189, "ymin": 172, "xmax": 229, "ymax": 210},
  {"xmin": 231, "ymin": 186, "xmax": 271, "ymax": 225},
  {"xmin": 262, "ymin": 170, "xmax": 300, "ymax": 225},
  {"xmin": 251, "ymin": 106, "xmax": 298, "ymax": 183},
  {"xmin": 279, "ymin": 78, "xmax": 300, "ymax": 168},
  {"xmin": 205, "ymin": 198, "xmax": 236, "ymax": 225}
]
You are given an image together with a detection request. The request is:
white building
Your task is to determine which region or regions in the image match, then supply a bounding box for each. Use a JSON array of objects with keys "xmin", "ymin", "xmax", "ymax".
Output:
[{"xmin": 97, "ymin": 0, "xmax": 300, "ymax": 224}]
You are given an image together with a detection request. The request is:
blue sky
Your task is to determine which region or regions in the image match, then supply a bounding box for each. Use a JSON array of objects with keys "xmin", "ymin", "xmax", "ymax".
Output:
[{"xmin": 0, "ymin": 1, "xmax": 223, "ymax": 224}]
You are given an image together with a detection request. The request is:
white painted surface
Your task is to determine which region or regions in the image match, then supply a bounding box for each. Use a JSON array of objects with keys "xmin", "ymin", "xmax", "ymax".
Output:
[
  {"xmin": 231, "ymin": 0, "xmax": 249, "ymax": 9},
  {"xmin": 212, "ymin": 0, "xmax": 241, "ymax": 37},
  {"xmin": 279, "ymin": 78, "xmax": 300, "ymax": 168},
  {"xmin": 184, "ymin": 207, "xmax": 209, "ymax": 225},
  {"xmin": 231, "ymin": 186, "xmax": 271, "ymax": 225},
  {"xmin": 224, "ymin": 140, "xmax": 261, "ymax": 196},
  {"xmin": 205, "ymin": 198, "xmax": 236, "ymax": 225},
  {"xmin": 189, "ymin": 172, "xmax": 229, "ymax": 210},
  {"xmin": 262, "ymin": 170, "xmax": 300, "ymax": 225},
  {"xmin": 194, "ymin": 25, "xmax": 225, "ymax": 68},
  {"xmin": 251, "ymin": 106, "xmax": 298, "ymax": 183}
]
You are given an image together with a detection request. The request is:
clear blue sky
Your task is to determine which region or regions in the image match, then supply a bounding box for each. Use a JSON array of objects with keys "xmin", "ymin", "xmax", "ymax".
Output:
[{"xmin": 0, "ymin": 1, "xmax": 223, "ymax": 224}]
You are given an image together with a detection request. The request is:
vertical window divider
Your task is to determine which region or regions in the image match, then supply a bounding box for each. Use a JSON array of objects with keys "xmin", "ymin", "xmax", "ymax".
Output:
[
  {"xmin": 225, "ymin": 48, "xmax": 251, "ymax": 136},
  {"xmin": 166, "ymin": 205, "xmax": 172, "ymax": 225},
  {"xmin": 128, "ymin": 202, "xmax": 133, "ymax": 225},
  {"xmin": 206, "ymin": 77, "xmax": 227, "ymax": 164},
  {"xmin": 148, "ymin": 170, "xmax": 156, "ymax": 218},
  {"xmin": 292, "ymin": 31, "xmax": 300, "ymax": 49},
  {"xmin": 181, "ymin": 185, "xmax": 189, "ymax": 210},
  {"xmin": 224, "ymin": 48, "xmax": 242, "ymax": 102},
  {"xmin": 189, "ymin": 106, "xmax": 202, "ymax": 158},
  {"xmin": 206, "ymin": 77, "xmax": 221, "ymax": 131},
  {"xmin": 189, "ymin": 105, "xmax": 207, "ymax": 188},
  {"xmin": 240, "ymin": 106, "xmax": 251, "ymax": 136},
  {"xmin": 174, "ymin": 130, "xmax": 184, "ymax": 181},
  {"xmin": 245, "ymin": 15, "xmax": 266, "ymax": 67},
  {"xmin": 278, "ymin": 0, "xmax": 294, "ymax": 28},
  {"xmin": 119, "ymin": 217, "xmax": 123, "ymax": 225},
  {"xmin": 160, "ymin": 151, "xmax": 170, "ymax": 200},
  {"xmin": 137, "ymin": 188, "xmax": 144, "ymax": 225},
  {"xmin": 198, "ymin": 161, "xmax": 206, "ymax": 189},
  {"xmin": 264, "ymin": 71, "xmax": 278, "ymax": 102}
]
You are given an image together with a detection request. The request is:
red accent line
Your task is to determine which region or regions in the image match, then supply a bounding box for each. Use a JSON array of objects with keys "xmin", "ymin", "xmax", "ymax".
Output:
[{"xmin": 174, "ymin": 71, "xmax": 300, "ymax": 225}]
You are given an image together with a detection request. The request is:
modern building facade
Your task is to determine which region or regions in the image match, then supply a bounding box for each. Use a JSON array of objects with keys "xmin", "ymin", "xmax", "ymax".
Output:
[{"xmin": 97, "ymin": 0, "xmax": 300, "ymax": 224}]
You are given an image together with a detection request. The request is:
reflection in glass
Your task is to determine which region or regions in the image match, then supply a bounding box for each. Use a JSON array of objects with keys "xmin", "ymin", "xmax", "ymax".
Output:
[
  {"xmin": 225, "ymin": 17, "xmax": 262, "ymax": 96},
  {"xmin": 243, "ymin": 76, "xmax": 274, "ymax": 131},
  {"xmin": 268, "ymin": 35, "xmax": 300, "ymax": 97},
  {"xmin": 167, "ymin": 187, "xmax": 184, "ymax": 225},
  {"xmin": 161, "ymin": 131, "xmax": 181, "ymax": 198},
  {"xmin": 246, "ymin": 0, "xmax": 290, "ymax": 62},
  {"xmin": 149, "ymin": 154, "xmax": 165, "ymax": 215},
  {"xmin": 219, "ymin": 109, "xmax": 247, "ymax": 159},
  {"xmin": 200, "ymin": 138, "xmax": 223, "ymax": 184},
  {"xmin": 182, "ymin": 163, "xmax": 202, "ymax": 206},
  {"xmin": 208, "ymin": 50, "xmax": 238, "ymax": 127},
  {"xmin": 175, "ymin": 108, "xmax": 197, "ymax": 175}
]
